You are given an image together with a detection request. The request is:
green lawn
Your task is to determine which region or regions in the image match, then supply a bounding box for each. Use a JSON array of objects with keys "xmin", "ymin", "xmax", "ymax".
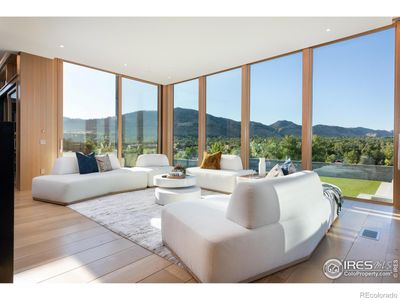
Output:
[{"xmin": 320, "ymin": 176, "xmax": 381, "ymax": 198}]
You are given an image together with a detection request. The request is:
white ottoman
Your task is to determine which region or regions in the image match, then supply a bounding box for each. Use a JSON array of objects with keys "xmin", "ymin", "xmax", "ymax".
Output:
[{"xmin": 155, "ymin": 186, "xmax": 201, "ymax": 205}]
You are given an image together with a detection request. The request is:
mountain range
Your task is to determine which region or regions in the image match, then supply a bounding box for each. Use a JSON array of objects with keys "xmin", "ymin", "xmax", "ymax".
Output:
[{"xmin": 64, "ymin": 107, "xmax": 393, "ymax": 140}]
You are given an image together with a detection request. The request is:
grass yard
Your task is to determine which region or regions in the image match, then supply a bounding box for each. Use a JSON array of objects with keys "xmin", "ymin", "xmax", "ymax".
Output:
[{"xmin": 319, "ymin": 176, "xmax": 381, "ymax": 198}]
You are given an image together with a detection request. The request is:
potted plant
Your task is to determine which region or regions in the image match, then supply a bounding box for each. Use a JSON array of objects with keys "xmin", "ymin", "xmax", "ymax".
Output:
[{"xmin": 172, "ymin": 164, "xmax": 186, "ymax": 175}]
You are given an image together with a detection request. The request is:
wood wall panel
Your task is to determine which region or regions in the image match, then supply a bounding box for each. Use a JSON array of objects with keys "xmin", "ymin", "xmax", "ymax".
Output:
[
  {"xmin": 161, "ymin": 85, "xmax": 173, "ymax": 163},
  {"xmin": 393, "ymin": 22, "xmax": 400, "ymax": 209},
  {"xmin": 301, "ymin": 48, "xmax": 313, "ymax": 171},
  {"xmin": 198, "ymin": 76, "xmax": 206, "ymax": 165},
  {"xmin": 19, "ymin": 53, "xmax": 57, "ymax": 191},
  {"xmin": 241, "ymin": 65, "xmax": 250, "ymax": 169}
]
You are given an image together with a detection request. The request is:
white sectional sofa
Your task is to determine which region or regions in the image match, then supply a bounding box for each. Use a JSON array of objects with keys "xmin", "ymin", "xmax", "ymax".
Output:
[
  {"xmin": 186, "ymin": 154, "xmax": 254, "ymax": 193},
  {"xmin": 132, "ymin": 154, "xmax": 174, "ymax": 187},
  {"xmin": 161, "ymin": 171, "xmax": 337, "ymax": 283},
  {"xmin": 32, "ymin": 155, "xmax": 147, "ymax": 205}
]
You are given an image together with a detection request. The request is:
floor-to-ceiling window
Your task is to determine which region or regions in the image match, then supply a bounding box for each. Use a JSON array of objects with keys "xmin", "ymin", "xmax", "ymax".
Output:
[
  {"xmin": 312, "ymin": 28, "xmax": 395, "ymax": 203},
  {"xmin": 206, "ymin": 68, "xmax": 241, "ymax": 155},
  {"xmin": 173, "ymin": 79, "xmax": 199, "ymax": 167},
  {"xmin": 63, "ymin": 62, "xmax": 117, "ymax": 156},
  {"xmin": 249, "ymin": 53, "xmax": 303, "ymax": 172},
  {"xmin": 121, "ymin": 78, "xmax": 159, "ymax": 167}
]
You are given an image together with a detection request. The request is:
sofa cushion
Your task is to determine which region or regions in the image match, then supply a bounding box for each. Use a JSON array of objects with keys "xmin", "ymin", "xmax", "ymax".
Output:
[
  {"xmin": 220, "ymin": 155, "xmax": 243, "ymax": 171},
  {"xmin": 136, "ymin": 154, "xmax": 170, "ymax": 167},
  {"xmin": 52, "ymin": 157, "xmax": 79, "ymax": 175},
  {"xmin": 200, "ymin": 151, "xmax": 221, "ymax": 169},
  {"xmin": 108, "ymin": 154, "xmax": 121, "ymax": 169},
  {"xmin": 76, "ymin": 152, "xmax": 99, "ymax": 174},
  {"xmin": 226, "ymin": 171, "xmax": 324, "ymax": 229},
  {"xmin": 186, "ymin": 167, "xmax": 254, "ymax": 193},
  {"xmin": 32, "ymin": 168, "xmax": 148, "ymax": 204}
]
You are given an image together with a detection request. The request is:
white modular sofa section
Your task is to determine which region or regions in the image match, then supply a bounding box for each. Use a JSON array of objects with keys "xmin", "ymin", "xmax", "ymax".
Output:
[
  {"xmin": 186, "ymin": 154, "xmax": 254, "ymax": 193},
  {"xmin": 162, "ymin": 171, "xmax": 337, "ymax": 283},
  {"xmin": 132, "ymin": 154, "xmax": 174, "ymax": 187},
  {"xmin": 32, "ymin": 155, "xmax": 148, "ymax": 205}
]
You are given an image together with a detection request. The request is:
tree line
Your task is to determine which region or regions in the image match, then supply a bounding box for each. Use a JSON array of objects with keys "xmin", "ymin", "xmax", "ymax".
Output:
[{"xmin": 174, "ymin": 135, "xmax": 394, "ymax": 166}]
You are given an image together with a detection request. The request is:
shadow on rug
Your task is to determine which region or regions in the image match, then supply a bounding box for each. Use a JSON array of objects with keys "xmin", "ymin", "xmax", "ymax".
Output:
[{"xmin": 68, "ymin": 188, "xmax": 221, "ymax": 266}]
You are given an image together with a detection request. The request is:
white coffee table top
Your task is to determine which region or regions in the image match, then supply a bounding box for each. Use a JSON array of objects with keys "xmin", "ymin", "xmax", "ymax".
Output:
[{"xmin": 153, "ymin": 174, "xmax": 196, "ymax": 188}]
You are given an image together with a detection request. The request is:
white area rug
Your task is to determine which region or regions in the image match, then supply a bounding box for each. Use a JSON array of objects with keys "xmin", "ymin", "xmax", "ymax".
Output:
[{"xmin": 68, "ymin": 188, "xmax": 221, "ymax": 265}]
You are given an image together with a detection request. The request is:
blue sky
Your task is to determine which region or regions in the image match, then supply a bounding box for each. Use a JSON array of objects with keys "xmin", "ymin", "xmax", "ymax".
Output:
[
  {"xmin": 174, "ymin": 78, "xmax": 199, "ymax": 110},
  {"xmin": 65, "ymin": 28, "xmax": 395, "ymax": 131},
  {"xmin": 250, "ymin": 52, "xmax": 302, "ymax": 125},
  {"xmin": 63, "ymin": 63, "xmax": 158, "ymax": 119},
  {"xmin": 207, "ymin": 68, "xmax": 242, "ymax": 121},
  {"xmin": 313, "ymin": 28, "xmax": 394, "ymax": 131},
  {"xmin": 121, "ymin": 78, "xmax": 158, "ymax": 114},
  {"xmin": 63, "ymin": 62, "xmax": 117, "ymax": 119}
]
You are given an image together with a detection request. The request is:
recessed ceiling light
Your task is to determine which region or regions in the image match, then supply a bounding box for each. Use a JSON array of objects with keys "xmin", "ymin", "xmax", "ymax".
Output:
[
  {"xmin": 59, "ymin": 44, "xmax": 65, "ymax": 48},
  {"xmin": 167, "ymin": 75, "xmax": 172, "ymax": 79},
  {"xmin": 123, "ymin": 63, "xmax": 128, "ymax": 67},
  {"xmin": 326, "ymin": 28, "xmax": 331, "ymax": 32}
]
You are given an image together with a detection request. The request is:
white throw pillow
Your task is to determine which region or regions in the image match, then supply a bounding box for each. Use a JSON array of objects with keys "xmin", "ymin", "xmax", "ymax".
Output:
[
  {"xmin": 108, "ymin": 154, "xmax": 121, "ymax": 169},
  {"xmin": 266, "ymin": 164, "xmax": 284, "ymax": 178},
  {"xmin": 220, "ymin": 155, "xmax": 243, "ymax": 171},
  {"xmin": 52, "ymin": 157, "xmax": 79, "ymax": 175}
]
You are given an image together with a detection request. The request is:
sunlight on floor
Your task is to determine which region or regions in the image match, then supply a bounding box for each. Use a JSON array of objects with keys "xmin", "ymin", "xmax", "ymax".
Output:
[
  {"xmin": 352, "ymin": 206, "xmax": 400, "ymax": 217},
  {"xmin": 347, "ymin": 207, "xmax": 399, "ymax": 221},
  {"xmin": 14, "ymin": 256, "xmax": 91, "ymax": 283}
]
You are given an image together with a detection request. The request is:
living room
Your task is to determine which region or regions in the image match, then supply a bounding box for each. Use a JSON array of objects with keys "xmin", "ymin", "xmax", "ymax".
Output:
[{"xmin": 0, "ymin": 1, "xmax": 399, "ymax": 299}]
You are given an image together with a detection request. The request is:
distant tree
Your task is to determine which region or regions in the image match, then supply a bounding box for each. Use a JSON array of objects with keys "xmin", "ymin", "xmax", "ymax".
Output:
[
  {"xmin": 312, "ymin": 135, "xmax": 327, "ymax": 162},
  {"xmin": 209, "ymin": 141, "xmax": 224, "ymax": 153},
  {"xmin": 325, "ymin": 154, "xmax": 336, "ymax": 163},
  {"xmin": 384, "ymin": 143, "xmax": 393, "ymax": 166},
  {"xmin": 344, "ymin": 150, "xmax": 359, "ymax": 164}
]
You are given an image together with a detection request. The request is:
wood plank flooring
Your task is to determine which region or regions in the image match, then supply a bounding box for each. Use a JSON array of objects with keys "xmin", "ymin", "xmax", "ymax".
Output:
[{"xmin": 14, "ymin": 190, "xmax": 399, "ymax": 283}]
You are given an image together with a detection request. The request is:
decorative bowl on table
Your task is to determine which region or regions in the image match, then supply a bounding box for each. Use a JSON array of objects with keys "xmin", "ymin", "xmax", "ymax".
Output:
[{"xmin": 167, "ymin": 165, "xmax": 187, "ymax": 179}]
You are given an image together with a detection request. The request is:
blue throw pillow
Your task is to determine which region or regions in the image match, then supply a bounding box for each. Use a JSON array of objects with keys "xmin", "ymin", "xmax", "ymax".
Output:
[
  {"xmin": 281, "ymin": 159, "xmax": 292, "ymax": 176},
  {"xmin": 76, "ymin": 152, "xmax": 99, "ymax": 174}
]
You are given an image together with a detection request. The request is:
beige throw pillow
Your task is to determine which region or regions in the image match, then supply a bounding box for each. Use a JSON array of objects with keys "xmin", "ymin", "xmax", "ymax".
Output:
[
  {"xmin": 96, "ymin": 154, "xmax": 113, "ymax": 172},
  {"xmin": 266, "ymin": 164, "xmax": 284, "ymax": 178}
]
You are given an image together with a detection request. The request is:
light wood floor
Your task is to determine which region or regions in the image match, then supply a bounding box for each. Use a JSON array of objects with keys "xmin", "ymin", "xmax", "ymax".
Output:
[{"xmin": 14, "ymin": 190, "xmax": 399, "ymax": 283}]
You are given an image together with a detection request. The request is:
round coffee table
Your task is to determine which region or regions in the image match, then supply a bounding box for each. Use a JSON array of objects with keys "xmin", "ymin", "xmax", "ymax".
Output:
[{"xmin": 153, "ymin": 174, "xmax": 200, "ymax": 205}]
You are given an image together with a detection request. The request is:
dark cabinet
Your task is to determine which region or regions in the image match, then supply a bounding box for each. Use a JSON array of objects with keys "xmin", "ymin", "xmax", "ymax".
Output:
[{"xmin": 0, "ymin": 122, "xmax": 14, "ymax": 283}]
